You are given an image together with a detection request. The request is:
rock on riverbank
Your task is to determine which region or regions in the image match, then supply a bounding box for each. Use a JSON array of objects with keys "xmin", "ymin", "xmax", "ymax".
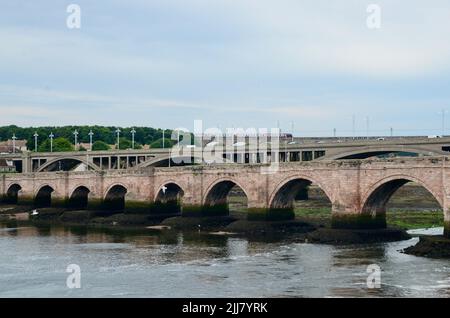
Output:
[
  {"xmin": 304, "ymin": 227, "xmax": 411, "ymax": 244},
  {"xmin": 403, "ymin": 235, "xmax": 450, "ymax": 258}
]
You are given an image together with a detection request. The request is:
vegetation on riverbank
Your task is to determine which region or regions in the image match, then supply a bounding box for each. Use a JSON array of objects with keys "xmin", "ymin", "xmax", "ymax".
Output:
[
  {"xmin": 290, "ymin": 207, "xmax": 443, "ymax": 230},
  {"xmin": 0, "ymin": 125, "xmax": 175, "ymax": 150},
  {"xmin": 228, "ymin": 184, "xmax": 444, "ymax": 230}
]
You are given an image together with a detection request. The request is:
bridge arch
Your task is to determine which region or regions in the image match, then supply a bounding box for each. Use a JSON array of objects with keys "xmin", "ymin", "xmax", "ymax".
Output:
[
  {"xmin": 153, "ymin": 181, "xmax": 185, "ymax": 214},
  {"xmin": 154, "ymin": 181, "xmax": 184, "ymax": 202},
  {"xmin": 4, "ymin": 184, "xmax": 22, "ymax": 204},
  {"xmin": 103, "ymin": 184, "xmax": 128, "ymax": 211},
  {"xmin": 37, "ymin": 156, "xmax": 100, "ymax": 172},
  {"xmin": 34, "ymin": 185, "xmax": 55, "ymax": 207},
  {"xmin": 269, "ymin": 175, "xmax": 333, "ymax": 210},
  {"xmin": 68, "ymin": 186, "xmax": 91, "ymax": 209},
  {"xmin": 326, "ymin": 147, "xmax": 440, "ymax": 160},
  {"xmin": 202, "ymin": 178, "xmax": 249, "ymax": 215},
  {"xmin": 361, "ymin": 175, "xmax": 443, "ymax": 217},
  {"xmin": 204, "ymin": 178, "xmax": 249, "ymax": 206},
  {"xmin": 137, "ymin": 153, "xmax": 234, "ymax": 168}
]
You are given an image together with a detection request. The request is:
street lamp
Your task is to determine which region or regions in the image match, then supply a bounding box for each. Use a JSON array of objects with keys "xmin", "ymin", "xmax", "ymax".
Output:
[
  {"xmin": 162, "ymin": 129, "xmax": 165, "ymax": 149},
  {"xmin": 115, "ymin": 128, "xmax": 121, "ymax": 150},
  {"xmin": 291, "ymin": 121, "xmax": 294, "ymax": 142},
  {"xmin": 49, "ymin": 132, "xmax": 55, "ymax": 152},
  {"xmin": 366, "ymin": 116, "xmax": 370, "ymax": 139},
  {"xmin": 131, "ymin": 128, "xmax": 136, "ymax": 149},
  {"xmin": 439, "ymin": 109, "xmax": 448, "ymax": 137},
  {"xmin": 12, "ymin": 134, "xmax": 17, "ymax": 153},
  {"xmin": 73, "ymin": 130, "xmax": 79, "ymax": 150},
  {"xmin": 33, "ymin": 132, "xmax": 39, "ymax": 152},
  {"xmin": 352, "ymin": 114, "xmax": 356, "ymax": 139},
  {"xmin": 88, "ymin": 130, "xmax": 94, "ymax": 151}
]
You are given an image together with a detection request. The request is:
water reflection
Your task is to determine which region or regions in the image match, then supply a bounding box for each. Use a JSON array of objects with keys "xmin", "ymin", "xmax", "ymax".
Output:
[{"xmin": 0, "ymin": 221, "xmax": 449, "ymax": 298}]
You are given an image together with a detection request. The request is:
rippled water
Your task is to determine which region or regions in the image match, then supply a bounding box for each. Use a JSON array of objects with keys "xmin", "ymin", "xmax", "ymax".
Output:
[{"xmin": 0, "ymin": 223, "xmax": 449, "ymax": 298}]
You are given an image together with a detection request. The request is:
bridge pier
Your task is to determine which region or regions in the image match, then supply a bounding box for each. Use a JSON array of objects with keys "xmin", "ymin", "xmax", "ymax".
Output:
[
  {"xmin": 330, "ymin": 197, "xmax": 386, "ymax": 230},
  {"xmin": 247, "ymin": 208, "xmax": 295, "ymax": 221},
  {"xmin": 181, "ymin": 204, "xmax": 230, "ymax": 217},
  {"xmin": 444, "ymin": 208, "xmax": 450, "ymax": 238},
  {"xmin": 2, "ymin": 157, "xmax": 450, "ymax": 236},
  {"xmin": 331, "ymin": 212, "xmax": 387, "ymax": 230}
]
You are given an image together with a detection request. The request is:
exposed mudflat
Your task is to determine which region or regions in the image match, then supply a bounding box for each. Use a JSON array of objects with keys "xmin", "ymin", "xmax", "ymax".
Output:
[
  {"xmin": 403, "ymin": 235, "xmax": 450, "ymax": 258},
  {"xmin": 304, "ymin": 227, "xmax": 411, "ymax": 245}
]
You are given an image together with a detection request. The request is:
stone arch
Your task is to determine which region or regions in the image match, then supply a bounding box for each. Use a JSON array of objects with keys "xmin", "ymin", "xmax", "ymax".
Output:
[
  {"xmin": 325, "ymin": 147, "xmax": 441, "ymax": 160},
  {"xmin": 68, "ymin": 186, "xmax": 91, "ymax": 209},
  {"xmin": 269, "ymin": 175, "xmax": 333, "ymax": 209},
  {"xmin": 153, "ymin": 182, "xmax": 185, "ymax": 214},
  {"xmin": 361, "ymin": 175, "xmax": 443, "ymax": 217},
  {"xmin": 37, "ymin": 156, "xmax": 100, "ymax": 172},
  {"xmin": 204, "ymin": 178, "xmax": 249, "ymax": 206},
  {"xmin": 154, "ymin": 181, "xmax": 185, "ymax": 203},
  {"xmin": 203, "ymin": 178, "xmax": 249, "ymax": 215},
  {"xmin": 103, "ymin": 184, "xmax": 128, "ymax": 211},
  {"xmin": 4, "ymin": 184, "xmax": 22, "ymax": 204},
  {"xmin": 35, "ymin": 185, "xmax": 55, "ymax": 207},
  {"xmin": 137, "ymin": 153, "xmax": 234, "ymax": 168}
]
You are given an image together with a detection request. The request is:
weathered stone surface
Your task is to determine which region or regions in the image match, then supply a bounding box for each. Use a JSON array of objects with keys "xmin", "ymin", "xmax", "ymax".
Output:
[{"xmin": 1, "ymin": 157, "xmax": 449, "ymax": 230}]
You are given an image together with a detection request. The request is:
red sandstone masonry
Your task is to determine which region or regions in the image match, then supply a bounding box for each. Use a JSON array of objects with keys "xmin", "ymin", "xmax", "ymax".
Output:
[{"xmin": 1, "ymin": 157, "xmax": 450, "ymax": 224}]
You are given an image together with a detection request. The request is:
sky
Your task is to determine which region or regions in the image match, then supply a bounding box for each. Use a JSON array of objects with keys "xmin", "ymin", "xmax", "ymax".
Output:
[{"xmin": 1, "ymin": 0, "xmax": 450, "ymax": 136}]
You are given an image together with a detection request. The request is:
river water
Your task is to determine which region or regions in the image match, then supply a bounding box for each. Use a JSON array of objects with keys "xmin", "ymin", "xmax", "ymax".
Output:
[{"xmin": 0, "ymin": 222, "xmax": 449, "ymax": 298}]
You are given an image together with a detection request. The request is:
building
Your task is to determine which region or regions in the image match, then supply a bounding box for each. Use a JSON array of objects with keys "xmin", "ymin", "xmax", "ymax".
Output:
[
  {"xmin": 0, "ymin": 159, "xmax": 16, "ymax": 173},
  {"xmin": 0, "ymin": 139, "xmax": 27, "ymax": 153}
]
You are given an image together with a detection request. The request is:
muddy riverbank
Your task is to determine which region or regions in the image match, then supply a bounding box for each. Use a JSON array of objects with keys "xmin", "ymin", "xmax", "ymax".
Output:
[
  {"xmin": 0, "ymin": 183, "xmax": 445, "ymax": 252},
  {"xmin": 0, "ymin": 205, "xmax": 411, "ymax": 245}
]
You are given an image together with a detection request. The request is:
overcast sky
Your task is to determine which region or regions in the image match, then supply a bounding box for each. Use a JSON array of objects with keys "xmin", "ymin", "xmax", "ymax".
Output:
[{"xmin": 1, "ymin": 1, "xmax": 450, "ymax": 136}]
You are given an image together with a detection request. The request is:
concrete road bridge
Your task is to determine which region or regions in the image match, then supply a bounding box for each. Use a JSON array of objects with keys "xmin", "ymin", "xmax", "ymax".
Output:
[
  {"xmin": 2, "ymin": 136, "xmax": 450, "ymax": 173},
  {"xmin": 1, "ymin": 156, "xmax": 449, "ymax": 237}
]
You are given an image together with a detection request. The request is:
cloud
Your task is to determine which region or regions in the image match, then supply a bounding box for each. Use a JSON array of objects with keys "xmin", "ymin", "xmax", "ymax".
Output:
[{"xmin": 1, "ymin": 1, "xmax": 450, "ymax": 133}]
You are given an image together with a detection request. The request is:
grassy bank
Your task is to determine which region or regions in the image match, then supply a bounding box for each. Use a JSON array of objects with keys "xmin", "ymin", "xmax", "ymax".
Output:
[
  {"xmin": 228, "ymin": 183, "xmax": 444, "ymax": 230},
  {"xmin": 291, "ymin": 207, "xmax": 443, "ymax": 230}
]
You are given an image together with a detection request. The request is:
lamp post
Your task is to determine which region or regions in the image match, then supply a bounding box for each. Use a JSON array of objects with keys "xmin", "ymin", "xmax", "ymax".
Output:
[
  {"xmin": 352, "ymin": 114, "xmax": 356, "ymax": 139},
  {"xmin": 73, "ymin": 130, "xmax": 79, "ymax": 150},
  {"xmin": 49, "ymin": 133, "xmax": 54, "ymax": 152},
  {"xmin": 439, "ymin": 109, "xmax": 448, "ymax": 137},
  {"xmin": 88, "ymin": 130, "xmax": 94, "ymax": 151},
  {"xmin": 33, "ymin": 132, "xmax": 39, "ymax": 152},
  {"xmin": 12, "ymin": 134, "xmax": 17, "ymax": 153},
  {"xmin": 291, "ymin": 121, "xmax": 294, "ymax": 142},
  {"xmin": 366, "ymin": 116, "xmax": 370, "ymax": 139},
  {"xmin": 162, "ymin": 129, "xmax": 165, "ymax": 149},
  {"xmin": 115, "ymin": 128, "xmax": 121, "ymax": 150},
  {"xmin": 131, "ymin": 128, "xmax": 136, "ymax": 149}
]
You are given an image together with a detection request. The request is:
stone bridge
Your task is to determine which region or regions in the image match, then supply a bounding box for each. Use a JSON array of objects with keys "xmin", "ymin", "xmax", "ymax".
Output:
[{"xmin": 1, "ymin": 157, "xmax": 449, "ymax": 236}]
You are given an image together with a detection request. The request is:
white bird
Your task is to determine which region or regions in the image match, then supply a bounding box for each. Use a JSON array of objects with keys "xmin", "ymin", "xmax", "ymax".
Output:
[{"xmin": 31, "ymin": 210, "xmax": 39, "ymax": 216}]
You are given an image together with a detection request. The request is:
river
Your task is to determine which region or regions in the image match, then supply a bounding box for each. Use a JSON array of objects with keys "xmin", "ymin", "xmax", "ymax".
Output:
[{"xmin": 0, "ymin": 223, "xmax": 449, "ymax": 298}]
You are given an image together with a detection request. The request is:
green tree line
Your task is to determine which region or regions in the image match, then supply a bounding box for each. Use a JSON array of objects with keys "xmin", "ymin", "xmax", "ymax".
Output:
[{"xmin": 0, "ymin": 125, "xmax": 175, "ymax": 151}]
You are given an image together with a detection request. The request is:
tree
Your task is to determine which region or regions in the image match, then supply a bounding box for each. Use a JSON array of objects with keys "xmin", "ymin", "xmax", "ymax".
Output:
[
  {"xmin": 117, "ymin": 138, "xmax": 143, "ymax": 150},
  {"xmin": 39, "ymin": 137, "xmax": 74, "ymax": 152},
  {"xmin": 118, "ymin": 138, "xmax": 132, "ymax": 150},
  {"xmin": 0, "ymin": 125, "xmax": 173, "ymax": 150},
  {"xmin": 150, "ymin": 138, "xmax": 174, "ymax": 148},
  {"xmin": 92, "ymin": 141, "xmax": 110, "ymax": 151}
]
